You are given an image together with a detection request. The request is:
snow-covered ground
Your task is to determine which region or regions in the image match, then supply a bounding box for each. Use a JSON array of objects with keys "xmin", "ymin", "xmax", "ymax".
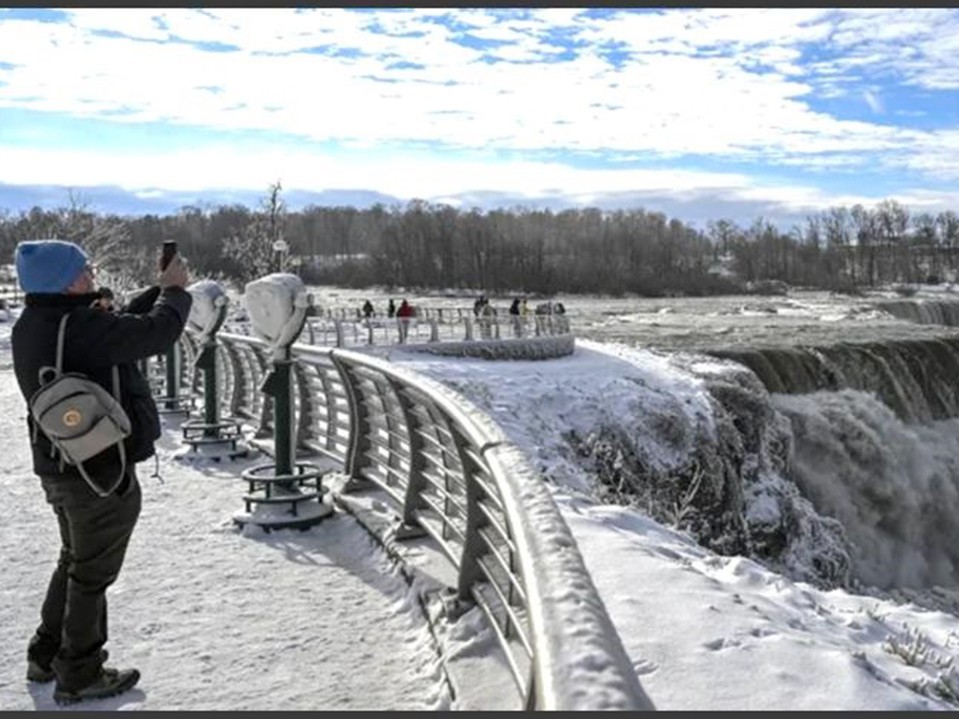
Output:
[
  {"xmin": 4, "ymin": 306, "xmax": 959, "ymax": 710},
  {"xmin": 0, "ymin": 311, "xmax": 451, "ymax": 711}
]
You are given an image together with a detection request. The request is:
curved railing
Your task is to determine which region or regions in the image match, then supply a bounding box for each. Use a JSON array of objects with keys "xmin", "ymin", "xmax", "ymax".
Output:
[
  {"xmin": 224, "ymin": 309, "xmax": 572, "ymax": 350},
  {"xmin": 173, "ymin": 328, "xmax": 652, "ymax": 711}
]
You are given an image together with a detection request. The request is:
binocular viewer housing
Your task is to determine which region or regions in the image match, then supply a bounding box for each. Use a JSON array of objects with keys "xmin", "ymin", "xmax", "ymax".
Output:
[{"xmin": 244, "ymin": 273, "xmax": 313, "ymax": 349}]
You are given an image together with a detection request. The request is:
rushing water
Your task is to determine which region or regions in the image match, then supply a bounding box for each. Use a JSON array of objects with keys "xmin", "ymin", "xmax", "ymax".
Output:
[{"xmin": 309, "ymin": 285, "xmax": 959, "ymax": 595}]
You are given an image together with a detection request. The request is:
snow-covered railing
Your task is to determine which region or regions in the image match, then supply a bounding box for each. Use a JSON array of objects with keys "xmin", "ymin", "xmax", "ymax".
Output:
[
  {"xmin": 179, "ymin": 329, "xmax": 653, "ymax": 711},
  {"xmin": 296, "ymin": 311, "xmax": 571, "ymax": 349}
]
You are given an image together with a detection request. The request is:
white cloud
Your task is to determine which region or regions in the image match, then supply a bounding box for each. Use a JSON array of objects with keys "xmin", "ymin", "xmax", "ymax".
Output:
[
  {"xmin": 862, "ymin": 89, "xmax": 884, "ymax": 114},
  {"xmin": 0, "ymin": 7, "xmax": 957, "ymax": 203},
  {"xmin": 0, "ymin": 143, "xmax": 751, "ymax": 196}
]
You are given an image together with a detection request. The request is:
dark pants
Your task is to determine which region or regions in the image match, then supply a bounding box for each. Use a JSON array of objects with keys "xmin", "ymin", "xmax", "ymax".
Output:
[{"xmin": 28, "ymin": 469, "xmax": 141, "ymax": 691}]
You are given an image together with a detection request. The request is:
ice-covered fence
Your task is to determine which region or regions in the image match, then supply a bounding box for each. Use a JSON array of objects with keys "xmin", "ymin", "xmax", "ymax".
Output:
[
  {"xmin": 299, "ymin": 311, "xmax": 571, "ymax": 349},
  {"xmin": 172, "ymin": 326, "xmax": 652, "ymax": 711}
]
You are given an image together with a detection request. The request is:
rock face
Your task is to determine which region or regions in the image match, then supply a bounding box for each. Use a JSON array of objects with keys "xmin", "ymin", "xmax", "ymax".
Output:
[{"xmin": 568, "ymin": 360, "xmax": 853, "ymax": 590}]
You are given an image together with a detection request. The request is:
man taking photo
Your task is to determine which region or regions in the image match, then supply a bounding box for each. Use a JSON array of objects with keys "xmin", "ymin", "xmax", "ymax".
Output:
[{"xmin": 11, "ymin": 239, "xmax": 191, "ymax": 705}]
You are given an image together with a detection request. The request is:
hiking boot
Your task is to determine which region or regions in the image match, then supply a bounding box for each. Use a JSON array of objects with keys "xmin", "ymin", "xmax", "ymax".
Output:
[
  {"xmin": 53, "ymin": 667, "xmax": 140, "ymax": 705},
  {"xmin": 26, "ymin": 659, "xmax": 55, "ymax": 683},
  {"xmin": 27, "ymin": 648, "xmax": 108, "ymax": 684}
]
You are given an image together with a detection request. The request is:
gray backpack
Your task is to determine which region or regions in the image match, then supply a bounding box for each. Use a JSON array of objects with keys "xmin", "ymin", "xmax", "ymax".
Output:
[{"xmin": 29, "ymin": 312, "xmax": 132, "ymax": 497}]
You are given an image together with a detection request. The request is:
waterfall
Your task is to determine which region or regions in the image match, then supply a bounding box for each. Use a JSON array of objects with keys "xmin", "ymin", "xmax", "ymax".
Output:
[
  {"xmin": 709, "ymin": 338, "xmax": 959, "ymax": 423},
  {"xmin": 878, "ymin": 298, "xmax": 959, "ymax": 326}
]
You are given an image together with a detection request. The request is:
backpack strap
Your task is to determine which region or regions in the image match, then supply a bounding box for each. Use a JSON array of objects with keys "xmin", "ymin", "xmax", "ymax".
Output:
[
  {"xmin": 54, "ymin": 312, "xmax": 69, "ymax": 375},
  {"xmin": 36, "ymin": 313, "xmax": 71, "ymax": 387},
  {"xmin": 50, "ymin": 311, "xmax": 122, "ymax": 402},
  {"xmin": 75, "ymin": 440, "xmax": 128, "ymax": 498}
]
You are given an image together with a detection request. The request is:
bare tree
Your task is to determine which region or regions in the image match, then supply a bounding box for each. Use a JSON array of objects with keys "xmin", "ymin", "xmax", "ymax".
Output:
[{"xmin": 221, "ymin": 181, "xmax": 285, "ymax": 284}]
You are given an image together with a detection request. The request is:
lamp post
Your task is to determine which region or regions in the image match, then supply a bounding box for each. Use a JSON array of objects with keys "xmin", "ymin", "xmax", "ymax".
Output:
[{"xmin": 273, "ymin": 238, "xmax": 288, "ymax": 274}]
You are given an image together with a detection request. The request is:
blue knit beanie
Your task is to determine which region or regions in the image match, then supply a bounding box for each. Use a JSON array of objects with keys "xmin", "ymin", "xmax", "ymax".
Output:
[{"xmin": 15, "ymin": 240, "xmax": 89, "ymax": 293}]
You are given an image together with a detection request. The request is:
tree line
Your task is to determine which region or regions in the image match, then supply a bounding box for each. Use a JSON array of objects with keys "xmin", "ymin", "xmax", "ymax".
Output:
[{"xmin": 1, "ymin": 184, "xmax": 957, "ymax": 297}]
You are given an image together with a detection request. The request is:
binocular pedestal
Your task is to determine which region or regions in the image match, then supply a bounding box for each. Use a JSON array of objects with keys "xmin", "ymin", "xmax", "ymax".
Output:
[
  {"xmin": 232, "ymin": 275, "xmax": 332, "ymax": 532},
  {"xmin": 232, "ymin": 357, "xmax": 332, "ymax": 531},
  {"xmin": 180, "ymin": 339, "xmax": 249, "ymax": 461}
]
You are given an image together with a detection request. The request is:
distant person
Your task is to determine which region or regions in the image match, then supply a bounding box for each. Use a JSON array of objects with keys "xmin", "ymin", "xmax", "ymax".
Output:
[
  {"xmin": 554, "ymin": 301, "xmax": 568, "ymax": 333},
  {"xmin": 473, "ymin": 295, "xmax": 487, "ymax": 317},
  {"xmin": 387, "ymin": 298, "xmax": 396, "ymax": 318},
  {"xmin": 478, "ymin": 299, "xmax": 496, "ymax": 339},
  {"xmin": 11, "ymin": 239, "xmax": 192, "ymax": 705},
  {"xmin": 396, "ymin": 299, "xmax": 414, "ymax": 318},
  {"xmin": 362, "ymin": 299, "xmax": 374, "ymax": 319},
  {"xmin": 396, "ymin": 299, "xmax": 414, "ymax": 343},
  {"xmin": 521, "ymin": 298, "xmax": 529, "ymax": 316},
  {"xmin": 509, "ymin": 298, "xmax": 522, "ymax": 337}
]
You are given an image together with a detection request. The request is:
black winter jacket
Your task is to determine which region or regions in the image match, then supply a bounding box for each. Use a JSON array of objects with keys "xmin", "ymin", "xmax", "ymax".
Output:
[{"xmin": 12, "ymin": 285, "xmax": 193, "ymax": 481}]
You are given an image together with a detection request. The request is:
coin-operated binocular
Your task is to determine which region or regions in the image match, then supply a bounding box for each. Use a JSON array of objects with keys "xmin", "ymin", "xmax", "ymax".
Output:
[
  {"xmin": 236, "ymin": 273, "xmax": 332, "ymax": 531},
  {"xmin": 245, "ymin": 273, "xmax": 312, "ymax": 355},
  {"xmin": 189, "ymin": 279, "xmax": 230, "ymax": 343},
  {"xmin": 179, "ymin": 280, "xmax": 248, "ymax": 460}
]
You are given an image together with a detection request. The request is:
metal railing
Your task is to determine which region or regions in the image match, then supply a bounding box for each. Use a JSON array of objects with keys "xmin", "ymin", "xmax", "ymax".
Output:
[
  {"xmin": 224, "ymin": 310, "xmax": 572, "ymax": 349},
  {"xmin": 171, "ymin": 328, "xmax": 652, "ymax": 711}
]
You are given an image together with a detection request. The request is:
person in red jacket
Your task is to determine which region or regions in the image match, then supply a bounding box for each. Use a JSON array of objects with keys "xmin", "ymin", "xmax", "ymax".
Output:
[
  {"xmin": 395, "ymin": 299, "xmax": 414, "ymax": 342},
  {"xmin": 396, "ymin": 299, "xmax": 414, "ymax": 318}
]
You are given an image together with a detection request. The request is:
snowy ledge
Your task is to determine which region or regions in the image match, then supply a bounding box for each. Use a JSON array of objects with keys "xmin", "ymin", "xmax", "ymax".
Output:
[{"xmin": 398, "ymin": 335, "xmax": 575, "ymax": 360}]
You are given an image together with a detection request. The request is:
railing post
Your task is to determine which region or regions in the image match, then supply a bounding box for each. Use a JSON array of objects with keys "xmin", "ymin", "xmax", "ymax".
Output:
[
  {"xmin": 464, "ymin": 317, "xmax": 473, "ymax": 340},
  {"xmin": 334, "ymin": 319, "xmax": 345, "ymax": 348},
  {"xmin": 429, "ymin": 318, "xmax": 439, "ymax": 342},
  {"xmin": 454, "ymin": 428, "xmax": 492, "ymax": 602},
  {"xmin": 330, "ymin": 354, "xmax": 375, "ymax": 492},
  {"xmin": 310, "ymin": 362, "xmax": 343, "ymax": 458},
  {"xmin": 164, "ymin": 344, "xmax": 178, "ymax": 408},
  {"xmin": 221, "ymin": 341, "xmax": 247, "ymax": 419},
  {"xmin": 156, "ymin": 340, "xmax": 191, "ymax": 417},
  {"xmin": 387, "ymin": 379, "xmax": 429, "ymax": 539}
]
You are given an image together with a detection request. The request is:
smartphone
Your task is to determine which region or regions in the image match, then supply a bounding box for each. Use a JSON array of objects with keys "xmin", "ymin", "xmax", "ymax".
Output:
[{"xmin": 161, "ymin": 240, "xmax": 177, "ymax": 270}]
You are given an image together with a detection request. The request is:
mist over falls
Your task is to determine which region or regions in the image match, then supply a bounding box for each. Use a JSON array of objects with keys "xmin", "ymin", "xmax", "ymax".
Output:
[
  {"xmin": 575, "ymin": 297, "xmax": 959, "ymax": 595},
  {"xmin": 774, "ymin": 392, "xmax": 959, "ymax": 590}
]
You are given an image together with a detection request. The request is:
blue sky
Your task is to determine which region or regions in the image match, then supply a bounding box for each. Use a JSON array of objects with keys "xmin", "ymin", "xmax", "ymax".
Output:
[{"xmin": 0, "ymin": 7, "xmax": 957, "ymax": 227}]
